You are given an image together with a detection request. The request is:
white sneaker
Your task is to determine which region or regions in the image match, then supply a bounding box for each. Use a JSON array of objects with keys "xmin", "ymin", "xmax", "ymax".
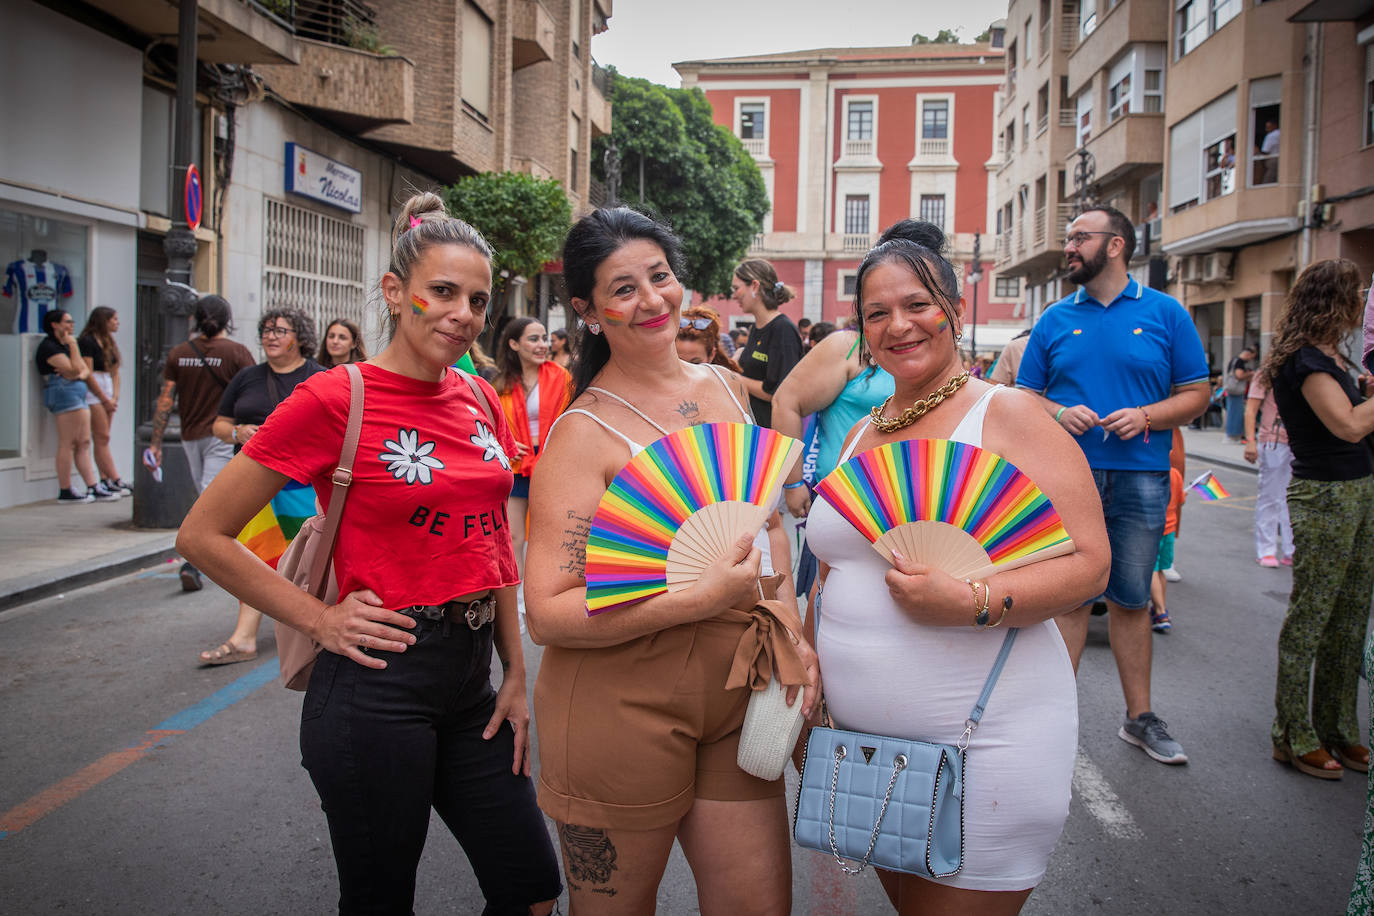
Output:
[
  {"xmin": 89, "ymin": 482, "xmax": 121, "ymax": 502},
  {"xmin": 57, "ymin": 487, "xmax": 95, "ymax": 505},
  {"xmin": 1162, "ymin": 565, "xmax": 1181, "ymax": 582}
]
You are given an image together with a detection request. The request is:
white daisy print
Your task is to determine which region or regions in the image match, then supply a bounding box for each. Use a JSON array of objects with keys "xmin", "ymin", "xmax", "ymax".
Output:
[
  {"xmin": 378, "ymin": 428, "xmax": 445, "ymax": 485},
  {"xmin": 470, "ymin": 420, "xmax": 511, "ymax": 470}
]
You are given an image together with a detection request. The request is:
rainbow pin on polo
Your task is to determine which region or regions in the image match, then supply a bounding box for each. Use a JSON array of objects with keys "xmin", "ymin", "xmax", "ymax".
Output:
[
  {"xmin": 815, "ymin": 438, "xmax": 1075, "ymax": 580},
  {"xmin": 1188, "ymin": 470, "xmax": 1231, "ymax": 501},
  {"xmin": 583, "ymin": 422, "xmax": 803, "ymax": 614}
]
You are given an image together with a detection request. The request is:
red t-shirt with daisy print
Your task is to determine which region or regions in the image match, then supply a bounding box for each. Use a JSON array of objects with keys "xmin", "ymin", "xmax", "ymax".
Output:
[{"xmin": 243, "ymin": 363, "xmax": 519, "ymax": 609}]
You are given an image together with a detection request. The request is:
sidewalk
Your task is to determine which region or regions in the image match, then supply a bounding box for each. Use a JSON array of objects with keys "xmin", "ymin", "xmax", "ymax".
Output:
[
  {"xmin": 0, "ymin": 495, "xmax": 180, "ymax": 612},
  {"xmin": 1180, "ymin": 426, "xmax": 1257, "ymax": 475}
]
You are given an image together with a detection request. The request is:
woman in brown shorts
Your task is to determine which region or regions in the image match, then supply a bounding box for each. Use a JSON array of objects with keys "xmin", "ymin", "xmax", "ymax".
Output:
[{"xmin": 524, "ymin": 208, "xmax": 820, "ymax": 915}]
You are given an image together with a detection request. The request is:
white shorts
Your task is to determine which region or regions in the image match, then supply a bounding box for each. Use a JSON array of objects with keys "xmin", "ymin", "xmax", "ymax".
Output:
[{"xmin": 84, "ymin": 371, "xmax": 113, "ymax": 407}]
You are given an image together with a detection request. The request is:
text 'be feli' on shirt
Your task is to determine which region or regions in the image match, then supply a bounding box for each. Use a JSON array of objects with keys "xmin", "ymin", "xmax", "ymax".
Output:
[{"xmin": 242, "ymin": 363, "xmax": 520, "ymax": 609}]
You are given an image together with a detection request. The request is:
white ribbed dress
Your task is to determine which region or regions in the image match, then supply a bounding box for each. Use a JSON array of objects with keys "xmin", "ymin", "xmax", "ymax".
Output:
[{"xmin": 806, "ymin": 386, "xmax": 1078, "ymax": 891}]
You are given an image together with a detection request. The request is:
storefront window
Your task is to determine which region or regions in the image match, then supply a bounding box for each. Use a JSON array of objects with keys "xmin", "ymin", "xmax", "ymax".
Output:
[{"xmin": 0, "ymin": 207, "xmax": 88, "ymax": 458}]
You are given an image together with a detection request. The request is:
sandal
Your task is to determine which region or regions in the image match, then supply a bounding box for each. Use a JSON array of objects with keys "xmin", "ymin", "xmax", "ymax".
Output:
[
  {"xmin": 199, "ymin": 641, "xmax": 257, "ymax": 666},
  {"xmin": 1272, "ymin": 743, "xmax": 1343, "ymax": 780},
  {"xmin": 1330, "ymin": 744, "xmax": 1371, "ymax": 773}
]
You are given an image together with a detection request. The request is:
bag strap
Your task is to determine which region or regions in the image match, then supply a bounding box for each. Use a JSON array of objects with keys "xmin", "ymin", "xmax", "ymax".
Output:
[
  {"xmin": 305, "ymin": 362, "xmax": 364, "ymax": 599},
  {"xmin": 453, "ymin": 366, "xmax": 496, "ymax": 427},
  {"xmin": 812, "ymin": 583, "xmax": 1018, "ymax": 746},
  {"xmin": 185, "ymin": 338, "xmax": 233, "ymax": 390}
]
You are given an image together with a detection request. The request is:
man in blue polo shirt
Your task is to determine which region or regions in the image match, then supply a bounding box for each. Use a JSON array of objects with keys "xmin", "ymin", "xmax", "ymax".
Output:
[{"xmin": 1018, "ymin": 206, "xmax": 1211, "ymax": 765}]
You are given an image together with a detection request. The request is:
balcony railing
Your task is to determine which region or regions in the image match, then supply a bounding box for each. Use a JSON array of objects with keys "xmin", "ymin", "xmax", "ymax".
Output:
[
  {"xmin": 1037, "ymin": 113, "xmax": 1049, "ymax": 135},
  {"xmin": 995, "ymin": 232, "xmax": 1011, "ymax": 265},
  {"xmin": 1015, "ymin": 225, "xmax": 1026, "ymax": 254},
  {"xmin": 255, "ymin": 0, "xmax": 383, "ymax": 49},
  {"xmin": 592, "ymin": 59, "xmax": 610, "ymax": 96},
  {"xmin": 843, "ymin": 138, "xmax": 875, "ymax": 159},
  {"xmin": 1057, "ymin": 202, "xmax": 1077, "ymax": 236},
  {"xmin": 1061, "ymin": 12, "xmax": 1079, "ymax": 50},
  {"xmin": 1059, "ymin": 108, "xmax": 1076, "ymax": 127},
  {"xmin": 1040, "ymin": 22, "xmax": 1051, "ymax": 59},
  {"xmin": 750, "ymin": 233, "xmax": 766, "ymax": 253},
  {"xmin": 842, "ymin": 233, "xmax": 874, "ymax": 253},
  {"xmin": 740, "ymin": 137, "xmax": 766, "ymax": 157},
  {"xmin": 917, "ymin": 137, "xmax": 951, "ymax": 159},
  {"xmin": 1033, "ymin": 207, "xmax": 1047, "ymax": 248}
]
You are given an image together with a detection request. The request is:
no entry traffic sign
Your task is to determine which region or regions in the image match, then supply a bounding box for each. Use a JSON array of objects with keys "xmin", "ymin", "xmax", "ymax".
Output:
[{"xmin": 185, "ymin": 164, "xmax": 203, "ymax": 231}]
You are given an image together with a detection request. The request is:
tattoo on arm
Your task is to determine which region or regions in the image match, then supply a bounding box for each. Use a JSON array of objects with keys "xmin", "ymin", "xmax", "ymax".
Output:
[
  {"xmin": 676, "ymin": 400, "xmax": 701, "ymax": 423},
  {"xmin": 558, "ymin": 510, "xmax": 591, "ymax": 578},
  {"xmin": 150, "ymin": 382, "xmax": 176, "ymax": 444},
  {"xmin": 559, "ymin": 824, "xmax": 619, "ymax": 895}
]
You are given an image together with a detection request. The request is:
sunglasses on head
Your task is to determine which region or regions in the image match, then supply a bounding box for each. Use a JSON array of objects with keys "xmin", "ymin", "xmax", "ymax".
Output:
[{"xmin": 680, "ymin": 317, "xmax": 713, "ymax": 331}]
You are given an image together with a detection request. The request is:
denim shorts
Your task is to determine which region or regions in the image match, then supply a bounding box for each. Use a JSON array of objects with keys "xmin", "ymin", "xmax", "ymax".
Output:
[
  {"xmin": 510, "ymin": 473, "xmax": 531, "ymax": 499},
  {"xmin": 43, "ymin": 374, "xmax": 89, "ymax": 415},
  {"xmin": 1092, "ymin": 469, "xmax": 1170, "ymax": 610}
]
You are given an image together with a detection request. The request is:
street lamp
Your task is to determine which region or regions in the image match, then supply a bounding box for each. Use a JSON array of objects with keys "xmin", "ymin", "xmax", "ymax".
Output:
[{"xmin": 969, "ymin": 231, "xmax": 983, "ymax": 365}]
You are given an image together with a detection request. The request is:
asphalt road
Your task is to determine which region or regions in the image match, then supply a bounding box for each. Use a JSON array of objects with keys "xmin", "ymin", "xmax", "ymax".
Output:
[{"xmin": 0, "ymin": 461, "xmax": 1367, "ymax": 914}]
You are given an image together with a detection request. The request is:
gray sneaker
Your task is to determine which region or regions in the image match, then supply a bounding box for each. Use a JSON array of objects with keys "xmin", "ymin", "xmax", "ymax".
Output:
[{"xmin": 1119, "ymin": 712, "xmax": 1188, "ymax": 764}]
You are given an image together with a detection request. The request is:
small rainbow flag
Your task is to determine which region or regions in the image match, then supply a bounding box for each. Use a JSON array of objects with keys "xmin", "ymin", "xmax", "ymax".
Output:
[
  {"xmin": 236, "ymin": 479, "xmax": 317, "ymax": 568},
  {"xmin": 1188, "ymin": 471, "xmax": 1231, "ymax": 501}
]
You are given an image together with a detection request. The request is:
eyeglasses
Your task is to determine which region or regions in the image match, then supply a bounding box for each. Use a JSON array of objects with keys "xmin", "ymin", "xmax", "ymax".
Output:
[
  {"xmin": 1062, "ymin": 231, "xmax": 1120, "ymax": 248},
  {"xmin": 260, "ymin": 326, "xmax": 295, "ymax": 338},
  {"xmin": 680, "ymin": 317, "xmax": 713, "ymax": 331}
]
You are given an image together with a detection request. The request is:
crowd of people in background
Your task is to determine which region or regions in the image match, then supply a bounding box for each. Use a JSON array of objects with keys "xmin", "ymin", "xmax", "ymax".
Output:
[{"xmin": 40, "ymin": 195, "xmax": 1372, "ymax": 914}]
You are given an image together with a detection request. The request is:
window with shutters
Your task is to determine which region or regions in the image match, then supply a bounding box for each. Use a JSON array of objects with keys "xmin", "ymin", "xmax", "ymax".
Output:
[{"xmin": 263, "ymin": 198, "xmax": 367, "ymax": 341}]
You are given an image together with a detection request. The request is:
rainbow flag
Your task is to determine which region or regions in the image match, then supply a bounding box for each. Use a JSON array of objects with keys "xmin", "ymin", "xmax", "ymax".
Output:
[
  {"xmin": 1188, "ymin": 471, "xmax": 1231, "ymax": 501},
  {"xmin": 236, "ymin": 479, "xmax": 317, "ymax": 568}
]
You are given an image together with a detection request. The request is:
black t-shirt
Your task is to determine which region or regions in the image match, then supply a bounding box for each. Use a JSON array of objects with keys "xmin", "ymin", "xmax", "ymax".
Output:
[
  {"xmin": 1272, "ymin": 346, "xmax": 1372, "ymax": 481},
  {"xmin": 78, "ymin": 335, "xmax": 107, "ymax": 372},
  {"xmin": 219, "ymin": 360, "xmax": 326, "ymax": 428},
  {"xmin": 34, "ymin": 336, "xmax": 66, "ymax": 375},
  {"xmin": 738, "ymin": 314, "xmax": 803, "ymax": 427}
]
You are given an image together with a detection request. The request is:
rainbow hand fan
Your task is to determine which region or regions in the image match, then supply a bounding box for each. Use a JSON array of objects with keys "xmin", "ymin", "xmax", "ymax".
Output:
[
  {"xmin": 584, "ymin": 422, "xmax": 803, "ymax": 615},
  {"xmin": 815, "ymin": 438, "xmax": 1074, "ymax": 580}
]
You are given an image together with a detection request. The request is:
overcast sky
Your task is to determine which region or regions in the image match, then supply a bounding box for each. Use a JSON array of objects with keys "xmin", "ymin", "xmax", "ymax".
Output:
[{"xmin": 591, "ymin": 0, "xmax": 1013, "ymax": 87}]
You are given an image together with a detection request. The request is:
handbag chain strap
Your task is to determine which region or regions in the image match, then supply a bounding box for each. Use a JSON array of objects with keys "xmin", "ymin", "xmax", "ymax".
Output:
[{"xmin": 827, "ymin": 744, "xmax": 908, "ymax": 875}]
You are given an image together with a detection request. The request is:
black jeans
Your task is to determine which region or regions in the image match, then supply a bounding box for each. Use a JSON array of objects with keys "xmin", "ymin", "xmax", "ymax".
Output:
[{"xmin": 300, "ymin": 617, "xmax": 561, "ymax": 915}]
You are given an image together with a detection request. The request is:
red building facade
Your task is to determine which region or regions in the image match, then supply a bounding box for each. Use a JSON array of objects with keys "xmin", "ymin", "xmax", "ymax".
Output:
[{"xmin": 676, "ymin": 41, "xmax": 1020, "ymax": 346}]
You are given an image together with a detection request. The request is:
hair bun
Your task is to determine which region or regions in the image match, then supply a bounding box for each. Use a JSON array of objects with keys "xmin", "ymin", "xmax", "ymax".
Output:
[
  {"xmin": 878, "ymin": 219, "xmax": 947, "ymax": 254},
  {"xmin": 393, "ymin": 191, "xmax": 449, "ymax": 246}
]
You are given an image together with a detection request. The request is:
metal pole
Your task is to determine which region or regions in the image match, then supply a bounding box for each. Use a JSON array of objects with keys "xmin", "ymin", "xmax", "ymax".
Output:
[
  {"xmin": 135, "ymin": 0, "xmax": 201, "ymax": 527},
  {"xmin": 970, "ymin": 231, "xmax": 981, "ymax": 362}
]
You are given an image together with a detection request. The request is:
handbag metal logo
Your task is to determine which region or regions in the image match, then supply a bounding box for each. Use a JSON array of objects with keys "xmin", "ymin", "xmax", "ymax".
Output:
[{"xmin": 861, "ymin": 745, "xmax": 876, "ymax": 764}]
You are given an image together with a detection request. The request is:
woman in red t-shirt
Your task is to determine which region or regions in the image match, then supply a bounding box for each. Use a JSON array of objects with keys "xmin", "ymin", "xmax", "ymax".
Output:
[{"xmin": 177, "ymin": 193, "xmax": 560, "ymax": 915}]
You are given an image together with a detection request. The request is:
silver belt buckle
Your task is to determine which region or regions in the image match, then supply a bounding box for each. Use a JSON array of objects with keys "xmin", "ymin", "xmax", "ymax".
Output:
[{"xmin": 462, "ymin": 595, "xmax": 496, "ymax": 630}]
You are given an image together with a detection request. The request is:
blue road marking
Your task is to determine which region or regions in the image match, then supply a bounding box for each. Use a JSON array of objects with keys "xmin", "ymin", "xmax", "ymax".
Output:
[{"xmin": 154, "ymin": 659, "xmax": 281, "ymax": 731}]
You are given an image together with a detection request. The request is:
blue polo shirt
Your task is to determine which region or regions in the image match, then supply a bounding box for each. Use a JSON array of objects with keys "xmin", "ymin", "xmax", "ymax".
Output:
[{"xmin": 1017, "ymin": 277, "xmax": 1209, "ymax": 471}]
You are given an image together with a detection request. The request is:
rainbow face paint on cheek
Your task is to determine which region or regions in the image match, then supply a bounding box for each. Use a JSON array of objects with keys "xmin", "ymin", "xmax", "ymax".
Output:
[
  {"xmin": 410, "ymin": 295, "xmax": 430, "ymax": 317},
  {"xmin": 601, "ymin": 304, "xmax": 630, "ymax": 325},
  {"xmin": 933, "ymin": 311, "xmax": 950, "ymax": 335}
]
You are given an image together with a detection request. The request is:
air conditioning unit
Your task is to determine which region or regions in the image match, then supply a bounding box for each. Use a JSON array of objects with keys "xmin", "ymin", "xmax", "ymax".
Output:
[
  {"xmin": 1179, "ymin": 254, "xmax": 1202, "ymax": 283},
  {"xmin": 1200, "ymin": 252, "xmax": 1232, "ymax": 284}
]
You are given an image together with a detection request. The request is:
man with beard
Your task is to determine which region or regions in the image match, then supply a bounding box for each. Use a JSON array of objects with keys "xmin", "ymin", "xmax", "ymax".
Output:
[{"xmin": 1016, "ymin": 206, "xmax": 1211, "ymax": 766}]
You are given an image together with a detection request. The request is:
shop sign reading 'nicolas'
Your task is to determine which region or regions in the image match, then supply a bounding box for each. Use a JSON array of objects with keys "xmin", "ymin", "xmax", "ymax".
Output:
[{"xmin": 284, "ymin": 143, "xmax": 362, "ymax": 213}]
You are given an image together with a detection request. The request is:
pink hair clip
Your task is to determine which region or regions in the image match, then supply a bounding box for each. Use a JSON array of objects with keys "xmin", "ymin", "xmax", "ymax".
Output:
[{"xmin": 409, "ymin": 215, "xmax": 422, "ymax": 229}]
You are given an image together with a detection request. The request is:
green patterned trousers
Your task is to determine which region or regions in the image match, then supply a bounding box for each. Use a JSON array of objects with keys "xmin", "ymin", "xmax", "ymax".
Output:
[
  {"xmin": 1272, "ymin": 475, "xmax": 1374, "ymax": 757},
  {"xmin": 1348, "ymin": 629, "xmax": 1374, "ymax": 914}
]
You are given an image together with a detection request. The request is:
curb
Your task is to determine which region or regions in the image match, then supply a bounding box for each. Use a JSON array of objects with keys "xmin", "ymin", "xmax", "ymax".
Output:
[
  {"xmin": 0, "ymin": 538, "xmax": 180, "ymax": 613},
  {"xmin": 1185, "ymin": 451, "xmax": 1257, "ymax": 476}
]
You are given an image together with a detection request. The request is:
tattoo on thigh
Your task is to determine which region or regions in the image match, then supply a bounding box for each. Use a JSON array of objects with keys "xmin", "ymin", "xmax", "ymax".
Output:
[
  {"xmin": 560, "ymin": 824, "xmax": 619, "ymax": 889},
  {"xmin": 558, "ymin": 510, "xmax": 591, "ymax": 578}
]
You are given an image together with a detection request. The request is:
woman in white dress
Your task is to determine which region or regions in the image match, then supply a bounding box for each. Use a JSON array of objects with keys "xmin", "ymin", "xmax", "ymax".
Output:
[{"xmin": 803, "ymin": 220, "xmax": 1110, "ymax": 914}]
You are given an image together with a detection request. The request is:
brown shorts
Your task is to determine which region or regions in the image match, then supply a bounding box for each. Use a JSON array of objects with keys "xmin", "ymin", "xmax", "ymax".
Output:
[{"xmin": 533, "ymin": 614, "xmax": 784, "ymax": 832}]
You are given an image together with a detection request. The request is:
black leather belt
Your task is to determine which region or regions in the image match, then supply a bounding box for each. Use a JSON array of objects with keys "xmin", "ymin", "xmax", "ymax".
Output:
[{"xmin": 400, "ymin": 594, "xmax": 496, "ymax": 630}]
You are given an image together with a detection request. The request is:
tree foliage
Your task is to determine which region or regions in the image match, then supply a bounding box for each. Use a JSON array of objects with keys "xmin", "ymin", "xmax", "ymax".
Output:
[
  {"xmin": 592, "ymin": 71, "xmax": 770, "ymax": 297},
  {"xmin": 911, "ymin": 29, "xmax": 963, "ymax": 44},
  {"xmin": 443, "ymin": 171, "xmax": 571, "ymax": 283}
]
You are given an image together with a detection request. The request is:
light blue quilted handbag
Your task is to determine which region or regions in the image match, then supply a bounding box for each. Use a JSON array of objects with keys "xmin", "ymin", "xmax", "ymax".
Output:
[{"xmin": 793, "ymin": 619, "xmax": 1018, "ymax": 878}]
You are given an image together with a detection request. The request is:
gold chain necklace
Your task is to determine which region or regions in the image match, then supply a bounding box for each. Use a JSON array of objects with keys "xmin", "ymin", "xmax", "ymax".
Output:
[{"xmin": 868, "ymin": 372, "xmax": 971, "ymax": 433}]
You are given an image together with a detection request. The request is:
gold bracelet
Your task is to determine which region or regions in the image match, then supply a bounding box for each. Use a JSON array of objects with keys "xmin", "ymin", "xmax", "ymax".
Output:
[
  {"xmin": 988, "ymin": 593, "xmax": 1012, "ymax": 628},
  {"xmin": 969, "ymin": 579, "xmax": 991, "ymax": 628}
]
